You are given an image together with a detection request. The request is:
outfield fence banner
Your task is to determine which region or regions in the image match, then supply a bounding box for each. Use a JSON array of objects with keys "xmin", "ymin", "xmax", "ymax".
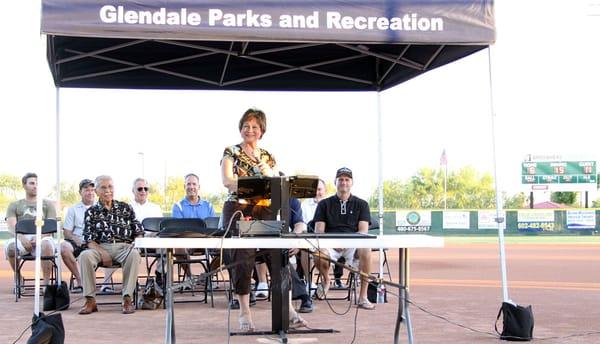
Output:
[
  {"xmin": 478, "ymin": 210, "xmax": 506, "ymax": 229},
  {"xmin": 396, "ymin": 210, "xmax": 431, "ymax": 232},
  {"xmin": 443, "ymin": 211, "xmax": 470, "ymax": 229},
  {"xmin": 566, "ymin": 210, "xmax": 596, "ymax": 230},
  {"xmin": 517, "ymin": 209, "xmax": 555, "ymax": 232}
]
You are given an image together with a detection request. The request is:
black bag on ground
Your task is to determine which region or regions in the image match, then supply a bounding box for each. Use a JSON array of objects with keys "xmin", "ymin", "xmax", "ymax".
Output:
[
  {"xmin": 139, "ymin": 277, "xmax": 164, "ymax": 310},
  {"xmin": 495, "ymin": 301, "xmax": 534, "ymax": 341},
  {"xmin": 27, "ymin": 312, "xmax": 65, "ymax": 344},
  {"xmin": 43, "ymin": 282, "xmax": 70, "ymax": 311}
]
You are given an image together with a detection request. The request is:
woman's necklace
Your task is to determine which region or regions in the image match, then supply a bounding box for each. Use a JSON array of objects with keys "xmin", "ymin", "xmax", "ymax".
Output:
[{"xmin": 242, "ymin": 143, "xmax": 260, "ymax": 162}]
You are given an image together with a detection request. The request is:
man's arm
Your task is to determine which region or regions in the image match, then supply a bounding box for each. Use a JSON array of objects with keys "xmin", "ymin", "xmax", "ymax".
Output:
[
  {"xmin": 315, "ymin": 221, "xmax": 326, "ymax": 234},
  {"xmin": 357, "ymin": 220, "xmax": 369, "ymax": 234},
  {"xmin": 6, "ymin": 216, "xmax": 16, "ymax": 236}
]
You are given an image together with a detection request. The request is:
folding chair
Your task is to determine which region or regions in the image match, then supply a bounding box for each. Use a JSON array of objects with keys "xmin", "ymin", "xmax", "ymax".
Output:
[
  {"xmin": 159, "ymin": 218, "xmax": 212, "ymax": 304},
  {"xmin": 14, "ymin": 219, "xmax": 58, "ymax": 301},
  {"xmin": 141, "ymin": 217, "xmax": 172, "ymax": 285}
]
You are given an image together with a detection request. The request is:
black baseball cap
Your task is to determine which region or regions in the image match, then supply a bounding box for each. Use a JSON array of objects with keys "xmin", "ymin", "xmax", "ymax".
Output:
[
  {"xmin": 79, "ymin": 179, "xmax": 94, "ymax": 190},
  {"xmin": 335, "ymin": 167, "xmax": 353, "ymax": 179}
]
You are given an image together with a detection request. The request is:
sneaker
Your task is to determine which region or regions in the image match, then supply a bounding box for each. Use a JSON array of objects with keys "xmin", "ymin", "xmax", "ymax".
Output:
[
  {"xmin": 255, "ymin": 282, "xmax": 269, "ymax": 298},
  {"xmin": 334, "ymin": 278, "xmax": 344, "ymax": 289},
  {"xmin": 100, "ymin": 286, "xmax": 115, "ymax": 293},
  {"xmin": 230, "ymin": 298, "xmax": 240, "ymax": 310},
  {"xmin": 298, "ymin": 298, "xmax": 313, "ymax": 313}
]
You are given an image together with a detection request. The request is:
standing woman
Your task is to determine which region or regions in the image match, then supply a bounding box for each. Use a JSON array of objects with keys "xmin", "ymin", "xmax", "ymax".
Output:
[{"xmin": 221, "ymin": 108, "xmax": 307, "ymax": 331}]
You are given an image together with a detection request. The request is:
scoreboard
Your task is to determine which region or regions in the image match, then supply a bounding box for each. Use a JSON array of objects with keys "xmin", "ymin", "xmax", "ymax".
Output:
[{"xmin": 521, "ymin": 161, "xmax": 597, "ymax": 191}]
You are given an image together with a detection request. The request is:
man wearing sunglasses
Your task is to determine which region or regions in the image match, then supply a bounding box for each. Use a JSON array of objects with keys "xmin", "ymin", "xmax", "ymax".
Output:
[{"xmin": 130, "ymin": 178, "xmax": 163, "ymax": 222}]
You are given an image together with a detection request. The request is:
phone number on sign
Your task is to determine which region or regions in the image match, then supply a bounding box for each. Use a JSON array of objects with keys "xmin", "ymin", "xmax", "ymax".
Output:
[{"xmin": 518, "ymin": 222, "xmax": 554, "ymax": 231}]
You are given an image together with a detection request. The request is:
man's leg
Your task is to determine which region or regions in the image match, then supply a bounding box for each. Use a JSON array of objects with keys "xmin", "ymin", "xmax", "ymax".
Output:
[
  {"xmin": 40, "ymin": 239, "xmax": 55, "ymax": 286},
  {"xmin": 78, "ymin": 248, "xmax": 101, "ymax": 314},
  {"xmin": 78, "ymin": 248, "xmax": 102, "ymax": 298},
  {"xmin": 4, "ymin": 241, "xmax": 18, "ymax": 273},
  {"xmin": 357, "ymin": 248, "xmax": 372, "ymax": 302},
  {"xmin": 111, "ymin": 243, "xmax": 141, "ymax": 298},
  {"xmin": 314, "ymin": 249, "xmax": 335, "ymax": 296},
  {"xmin": 61, "ymin": 242, "xmax": 82, "ymax": 286}
]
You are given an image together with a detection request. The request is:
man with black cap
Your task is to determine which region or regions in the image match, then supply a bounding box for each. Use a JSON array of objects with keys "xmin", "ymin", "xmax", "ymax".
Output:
[{"xmin": 313, "ymin": 167, "xmax": 375, "ymax": 310}]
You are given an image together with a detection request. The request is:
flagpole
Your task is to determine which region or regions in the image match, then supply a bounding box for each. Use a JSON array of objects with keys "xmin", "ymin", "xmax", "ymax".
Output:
[{"xmin": 441, "ymin": 149, "xmax": 447, "ymax": 210}]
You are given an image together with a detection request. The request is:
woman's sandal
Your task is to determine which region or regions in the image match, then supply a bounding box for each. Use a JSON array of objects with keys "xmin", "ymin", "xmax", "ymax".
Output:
[
  {"xmin": 289, "ymin": 314, "xmax": 308, "ymax": 329},
  {"xmin": 238, "ymin": 314, "xmax": 255, "ymax": 332},
  {"xmin": 357, "ymin": 299, "xmax": 376, "ymax": 310}
]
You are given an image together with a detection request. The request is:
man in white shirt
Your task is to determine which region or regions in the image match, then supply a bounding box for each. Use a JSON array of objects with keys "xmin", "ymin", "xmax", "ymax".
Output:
[
  {"xmin": 130, "ymin": 178, "xmax": 163, "ymax": 222},
  {"xmin": 298, "ymin": 178, "xmax": 326, "ymax": 283},
  {"xmin": 130, "ymin": 177, "xmax": 164, "ymax": 284},
  {"xmin": 61, "ymin": 179, "xmax": 96, "ymax": 292},
  {"xmin": 300, "ymin": 178, "xmax": 326, "ymax": 228}
]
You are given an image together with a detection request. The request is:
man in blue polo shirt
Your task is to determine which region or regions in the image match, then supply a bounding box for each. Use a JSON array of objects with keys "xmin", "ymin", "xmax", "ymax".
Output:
[
  {"xmin": 171, "ymin": 173, "xmax": 216, "ymax": 288},
  {"xmin": 172, "ymin": 173, "xmax": 215, "ymax": 219}
]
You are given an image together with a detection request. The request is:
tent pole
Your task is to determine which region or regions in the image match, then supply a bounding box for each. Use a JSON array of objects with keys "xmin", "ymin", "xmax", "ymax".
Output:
[
  {"xmin": 377, "ymin": 91, "xmax": 384, "ymax": 289},
  {"xmin": 55, "ymin": 87, "xmax": 62, "ymax": 284},
  {"xmin": 487, "ymin": 47, "xmax": 509, "ymax": 302},
  {"xmin": 34, "ymin": 182, "xmax": 43, "ymax": 316}
]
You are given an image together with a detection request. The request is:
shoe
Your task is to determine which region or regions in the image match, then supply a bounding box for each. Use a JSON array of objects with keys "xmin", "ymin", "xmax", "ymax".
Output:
[
  {"xmin": 289, "ymin": 314, "xmax": 308, "ymax": 329},
  {"xmin": 238, "ymin": 313, "xmax": 255, "ymax": 332},
  {"xmin": 230, "ymin": 298, "xmax": 240, "ymax": 310},
  {"xmin": 298, "ymin": 298, "xmax": 313, "ymax": 313},
  {"xmin": 357, "ymin": 298, "xmax": 376, "ymax": 310},
  {"xmin": 255, "ymin": 282, "xmax": 269, "ymax": 298},
  {"xmin": 122, "ymin": 295, "xmax": 135, "ymax": 314},
  {"xmin": 78, "ymin": 297, "xmax": 98, "ymax": 315},
  {"xmin": 334, "ymin": 278, "xmax": 344, "ymax": 289},
  {"xmin": 100, "ymin": 285, "xmax": 115, "ymax": 293},
  {"xmin": 315, "ymin": 283, "xmax": 329, "ymax": 300}
]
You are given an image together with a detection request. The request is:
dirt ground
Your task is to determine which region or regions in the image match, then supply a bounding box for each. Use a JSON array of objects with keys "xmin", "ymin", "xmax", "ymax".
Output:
[{"xmin": 1, "ymin": 242, "xmax": 599, "ymax": 343}]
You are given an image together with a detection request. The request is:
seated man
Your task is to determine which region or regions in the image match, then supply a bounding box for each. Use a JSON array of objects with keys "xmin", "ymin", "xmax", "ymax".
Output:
[
  {"xmin": 61, "ymin": 179, "xmax": 96, "ymax": 293},
  {"xmin": 4, "ymin": 172, "xmax": 56, "ymax": 289},
  {"xmin": 78, "ymin": 175, "xmax": 143, "ymax": 315},
  {"xmin": 313, "ymin": 167, "xmax": 375, "ymax": 310}
]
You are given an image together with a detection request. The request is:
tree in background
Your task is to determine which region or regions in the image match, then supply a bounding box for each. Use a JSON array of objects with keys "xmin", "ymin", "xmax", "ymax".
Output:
[
  {"xmin": 551, "ymin": 191, "xmax": 577, "ymax": 206},
  {"xmin": 503, "ymin": 192, "xmax": 527, "ymax": 209},
  {"xmin": 368, "ymin": 166, "xmax": 495, "ymax": 209}
]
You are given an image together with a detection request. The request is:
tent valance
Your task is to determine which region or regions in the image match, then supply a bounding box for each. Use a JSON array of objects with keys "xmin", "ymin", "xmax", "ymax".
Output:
[{"xmin": 42, "ymin": 0, "xmax": 494, "ymax": 91}]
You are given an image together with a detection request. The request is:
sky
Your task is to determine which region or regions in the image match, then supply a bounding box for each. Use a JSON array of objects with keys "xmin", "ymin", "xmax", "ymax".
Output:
[{"xmin": 1, "ymin": 1, "xmax": 599, "ymax": 206}]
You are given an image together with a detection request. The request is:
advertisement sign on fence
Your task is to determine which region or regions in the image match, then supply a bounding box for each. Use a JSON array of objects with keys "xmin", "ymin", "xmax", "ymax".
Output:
[
  {"xmin": 396, "ymin": 210, "xmax": 431, "ymax": 232},
  {"xmin": 443, "ymin": 211, "xmax": 470, "ymax": 229},
  {"xmin": 566, "ymin": 210, "xmax": 596, "ymax": 230},
  {"xmin": 477, "ymin": 210, "xmax": 505, "ymax": 229},
  {"xmin": 517, "ymin": 210, "xmax": 555, "ymax": 231}
]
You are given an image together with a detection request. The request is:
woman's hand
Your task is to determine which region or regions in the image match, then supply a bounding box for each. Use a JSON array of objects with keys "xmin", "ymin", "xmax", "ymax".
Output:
[{"xmin": 256, "ymin": 161, "xmax": 273, "ymax": 176}]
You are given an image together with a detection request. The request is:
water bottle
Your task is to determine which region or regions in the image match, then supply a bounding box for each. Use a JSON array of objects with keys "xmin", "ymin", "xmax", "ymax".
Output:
[{"xmin": 377, "ymin": 283, "xmax": 386, "ymax": 304}]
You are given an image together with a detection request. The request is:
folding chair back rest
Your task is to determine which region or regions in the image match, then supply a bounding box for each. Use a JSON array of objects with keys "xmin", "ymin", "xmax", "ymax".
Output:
[
  {"xmin": 15, "ymin": 219, "xmax": 58, "ymax": 235},
  {"xmin": 204, "ymin": 216, "xmax": 220, "ymax": 230},
  {"xmin": 159, "ymin": 218, "xmax": 207, "ymax": 237},
  {"xmin": 159, "ymin": 218, "xmax": 227, "ymax": 237},
  {"xmin": 142, "ymin": 217, "xmax": 172, "ymax": 233}
]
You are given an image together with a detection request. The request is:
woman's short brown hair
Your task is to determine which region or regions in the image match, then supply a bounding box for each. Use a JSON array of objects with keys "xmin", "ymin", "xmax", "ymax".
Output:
[{"xmin": 238, "ymin": 108, "xmax": 267, "ymax": 138}]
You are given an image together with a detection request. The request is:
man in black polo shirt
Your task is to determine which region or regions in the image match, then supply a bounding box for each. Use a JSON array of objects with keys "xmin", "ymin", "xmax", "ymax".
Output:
[{"xmin": 313, "ymin": 167, "xmax": 375, "ymax": 310}]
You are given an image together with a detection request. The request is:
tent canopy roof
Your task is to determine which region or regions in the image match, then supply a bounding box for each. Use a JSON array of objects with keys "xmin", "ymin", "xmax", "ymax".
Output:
[{"xmin": 42, "ymin": 0, "xmax": 495, "ymax": 91}]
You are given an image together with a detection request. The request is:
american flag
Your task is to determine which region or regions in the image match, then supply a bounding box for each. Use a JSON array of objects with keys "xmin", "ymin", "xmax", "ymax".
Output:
[{"xmin": 440, "ymin": 149, "xmax": 448, "ymax": 166}]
